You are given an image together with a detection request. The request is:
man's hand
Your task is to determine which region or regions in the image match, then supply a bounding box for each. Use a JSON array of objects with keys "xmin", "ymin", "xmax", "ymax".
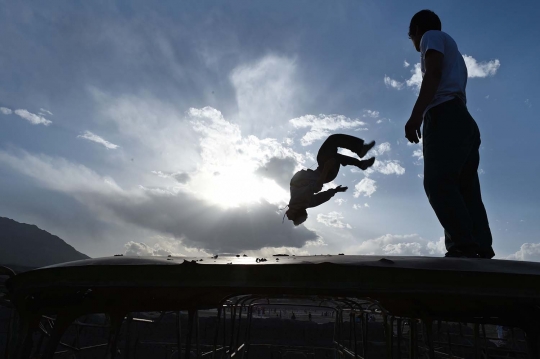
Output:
[
  {"xmin": 405, "ymin": 114, "xmax": 423, "ymax": 143},
  {"xmin": 333, "ymin": 185, "xmax": 348, "ymax": 193}
]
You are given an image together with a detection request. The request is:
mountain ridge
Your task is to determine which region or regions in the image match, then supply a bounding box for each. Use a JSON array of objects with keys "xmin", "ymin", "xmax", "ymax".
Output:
[{"xmin": 0, "ymin": 216, "xmax": 90, "ymax": 269}]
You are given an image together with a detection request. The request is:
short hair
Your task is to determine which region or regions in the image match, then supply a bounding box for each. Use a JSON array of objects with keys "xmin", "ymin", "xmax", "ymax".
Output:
[
  {"xmin": 409, "ymin": 10, "xmax": 441, "ymax": 35},
  {"xmin": 286, "ymin": 208, "xmax": 308, "ymax": 226}
]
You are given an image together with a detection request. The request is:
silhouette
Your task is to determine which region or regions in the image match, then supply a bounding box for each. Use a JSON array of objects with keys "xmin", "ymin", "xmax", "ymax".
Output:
[
  {"xmin": 405, "ymin": 10, "xmax": 494, "ymax": 258},
  {"xmin": 285, "ymin": 134, "xmax": 375, "ymax": 226},
  {"xmin": 0, "ymin": 217, "xmax": 89, "ymax": 268}
]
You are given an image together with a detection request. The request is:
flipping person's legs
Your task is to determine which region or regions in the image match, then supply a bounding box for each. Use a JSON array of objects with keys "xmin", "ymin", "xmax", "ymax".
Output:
[{"xmin": 317, "ymin": 134, "xmax": 374, "ymax": 183}]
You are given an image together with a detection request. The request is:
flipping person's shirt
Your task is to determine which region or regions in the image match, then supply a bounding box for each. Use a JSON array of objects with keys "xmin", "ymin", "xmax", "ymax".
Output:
[
  {"xmin": 420, "ymin": 30, "xmax": 468, "ymax": 116},
  {"xmin": 288, "ymin": 169, "xmax": 336, "ymax": 210}
]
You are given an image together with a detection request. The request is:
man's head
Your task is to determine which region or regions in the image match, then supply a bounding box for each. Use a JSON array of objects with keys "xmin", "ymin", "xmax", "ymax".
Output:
[
  {"xmin": 409, "ymin": 10, "xmax": 441, "ymax": 52},
  {"xmin": 286, "ymin": 207, "xmax": 308, "ymax": 226}
]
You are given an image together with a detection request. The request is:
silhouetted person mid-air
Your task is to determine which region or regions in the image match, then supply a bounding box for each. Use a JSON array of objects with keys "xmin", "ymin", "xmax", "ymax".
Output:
[
  {"xmin": 285, "ymin": 134, "xmax": 375, "ymax": 226},
  {"xmin": 404, "ymin": 10, "xmax": 494, "ymax": 258}
]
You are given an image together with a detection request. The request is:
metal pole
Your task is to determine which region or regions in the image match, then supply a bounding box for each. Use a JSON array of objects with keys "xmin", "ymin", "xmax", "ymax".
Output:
[
  {"xmin": 185, "ymin": 310, "xmax": 195, "ymax": 359},
  {"xmin": 212, "ymin": 307, "xmax": 222, "ymax": 359},
  {"xmin": 196, "ymin": 311, "xmax": 200, "ymax": 359},
  {"xmin": 396, "ymin": 318, "xmax": 402, "ymax": 359},
  {"xmin": 178, "ymin": 311, "xmax": 183, "ymax": 359}
]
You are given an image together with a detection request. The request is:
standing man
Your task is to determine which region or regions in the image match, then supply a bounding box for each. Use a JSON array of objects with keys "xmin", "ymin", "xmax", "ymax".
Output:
[{"xmin": 405, "ymin": 10, "xmax": 494, "ymax": 258}]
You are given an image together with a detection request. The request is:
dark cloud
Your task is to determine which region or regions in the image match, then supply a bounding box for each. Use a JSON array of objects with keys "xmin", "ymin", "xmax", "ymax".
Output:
[
  {"xmin": 102, "ymin": 189, "xmax": 318, "ymax": 253},
  {"xmin": 173, "ymin": 172, "xmax": 190, "ymax": 184},
  {"xmin": 255, "ymin": 156, "xmax": 297, "ymax": 190}
]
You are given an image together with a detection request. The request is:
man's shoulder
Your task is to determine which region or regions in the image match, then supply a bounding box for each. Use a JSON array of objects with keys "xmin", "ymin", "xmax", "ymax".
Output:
[{"xmin": 421, "ymin": 31, "xmax": 458, "ymax": 54}]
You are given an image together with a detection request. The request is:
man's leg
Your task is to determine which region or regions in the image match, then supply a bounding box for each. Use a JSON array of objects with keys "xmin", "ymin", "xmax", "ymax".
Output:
[
  {"xmin": 335, "ymin": 154, "xmax": 375, "ymax": 169},
  {"xmin": 423, "ymin": 99, "xmax": 480, "ymax": 256},
  {"xmin": 316, "ymin": 134, "xmax": 369, "ymax": 164},
  {"xmin": 459, "ymin": 124, "xmax": 495, "ymax": 258},
  {"xmin": 317, "ymin": 134, "xmax": 374, "ymax": 182}
]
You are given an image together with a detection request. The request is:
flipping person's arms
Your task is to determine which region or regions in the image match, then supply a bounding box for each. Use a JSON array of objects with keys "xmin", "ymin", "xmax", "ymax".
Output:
[{"xmin": 405, "ymin": 50, "xmax": 444, "ymax": 144}]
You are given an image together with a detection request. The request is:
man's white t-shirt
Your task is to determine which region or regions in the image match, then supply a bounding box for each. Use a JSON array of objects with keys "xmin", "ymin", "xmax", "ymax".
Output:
[{"xmin": 420, "ymin": 30, "xmax": 468, "ymax": 116}]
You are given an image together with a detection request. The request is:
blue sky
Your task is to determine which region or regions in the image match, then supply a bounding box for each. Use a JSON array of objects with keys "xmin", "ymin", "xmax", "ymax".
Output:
[{"xmin": 1, "ymin": 0, "xmax": 539, "ymax": 260}]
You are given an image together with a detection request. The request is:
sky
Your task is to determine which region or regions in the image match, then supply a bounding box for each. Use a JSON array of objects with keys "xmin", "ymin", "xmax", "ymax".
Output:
[{"xmin": 1, "ymin": 0, "xmax": 539, "ymax": 261}]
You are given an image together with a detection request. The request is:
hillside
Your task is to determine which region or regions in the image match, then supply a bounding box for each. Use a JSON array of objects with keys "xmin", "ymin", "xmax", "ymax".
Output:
[{"xmin": 0, "ymin": 217, "xmax": 89, "ymax": 269}]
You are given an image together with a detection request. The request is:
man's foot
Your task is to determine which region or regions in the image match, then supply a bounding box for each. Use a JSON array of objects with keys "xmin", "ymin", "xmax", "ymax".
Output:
[
  {"xmin": 358, "ymin": 157, "xmax": 375, "ymax": 170},
  {"xmin": 357, "ymin": 141, "xmax": 375, "ymax": 158}
]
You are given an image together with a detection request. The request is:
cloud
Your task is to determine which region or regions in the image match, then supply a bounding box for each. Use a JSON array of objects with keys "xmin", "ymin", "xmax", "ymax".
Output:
[
  {"xmin": 354, "ymin": 178, "xmax": 377, "ymax": 197},
  {"xmin": 412, "ymin": 148, "xmax": 423, "ymax": 161},
  {"xmin": 151, "ymin": 171, "xmax": 191, "ymax": 184},
  {"xmin": 13, "ymin": 109, "xmax": 52, "ymax": 126},
  {"xmin": 386, "ymin": 55, "xmax": 501, "ymax": 93},
  {"xmin": 173, "ymin": 172, "xmax": 191, "ymax": 184},
  {"xmin": 507, "ymin": 243, "xmax": 540, "ymax": 262},
  {"xmin": 39, "ymin": 108, "xmax": 53, "ymax": 116},
  {"xmin": 255, "ymin": 156, "xmax": 298, "ymax": 190},
  {"xmin": 368, "ymin": 160, "xmax": 405, "ymax": 175},
  {"xmin": 290, "ymin": 114, "xmax": 368, "ymax": 146},
  {"xmin": 363, "ymin": 110, "xmax": 379, "ymax": 118},
  {"xmin": 462, "ymin": 55, "xmax": 500, "ymax": 78},
  {"xmin": 346, "ymin": 234, "xmax": 445, "ymax": 256},
  {"xmin": 77, "ymin": 131, "xmax": 120, "ymax": 149},
  {"xmin": 371, "ymin": 142, "xmax": 391, "ymax": 156},
  {"xmin": 317, "ymin": 211, "xmax": 351, "ymax": 229},
  {"xmin": 125, "ymin": 241, "xmax": 174, "ymax": 256},
  {"xmin": 230, "ymin": 54, "xmax": 300, "ymax": 137},
  {"xmin": 335, "ymin": 198, "xmax": 347, "ymax": 206},
  {"xmin": 405, "ymin": 63, "xmax": 423, "ymax": 92},
  {"xmin": 0, "ymin": 107, "xmax": 13, "ymax": 115},
  {"xmin": 383, "ymin": 75, "xmax": 404, "ymax": 90},
  {"xmin": 0, "ymin": 104, "xmax": 320, "ymax": 253},
  {"xmin": 404, "ymin": 60, "xmax": 410, "ymax": 68}
]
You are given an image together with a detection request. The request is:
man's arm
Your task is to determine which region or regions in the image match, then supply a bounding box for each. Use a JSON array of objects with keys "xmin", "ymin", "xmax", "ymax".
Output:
[
  {"xmin": 405, "ymin": 50, "xmax": 444, "ymax": 143},
  {"xmin": 308, "ymin": 185, "xmax": 348, "ymax": 208}
]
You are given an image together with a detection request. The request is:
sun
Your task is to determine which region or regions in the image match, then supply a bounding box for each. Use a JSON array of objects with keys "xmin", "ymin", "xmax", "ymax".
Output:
[{"xmin": 189, "ymin": 164, "xmax": 288, "ymax": 208}]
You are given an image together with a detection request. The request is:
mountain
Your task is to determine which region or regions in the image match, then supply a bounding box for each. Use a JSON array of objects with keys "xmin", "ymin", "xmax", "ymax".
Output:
[{"xmin": 0, "ymin": 217, "xmax": 90, "ymax": 269}]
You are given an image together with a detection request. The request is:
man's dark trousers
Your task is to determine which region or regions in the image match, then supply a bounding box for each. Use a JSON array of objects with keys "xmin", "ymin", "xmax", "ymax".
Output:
[{"xmin": 423, "ymin": 98, "xmax": 494, "ymax": 258}]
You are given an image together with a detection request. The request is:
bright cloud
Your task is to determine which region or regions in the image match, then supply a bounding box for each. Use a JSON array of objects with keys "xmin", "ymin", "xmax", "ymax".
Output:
[
  {"xmin": 507, "ymin": 243, "xmax": 540, "ymax": 262},
  {"xmin": 363, "ymin": 110, "xmax": 379, "ymax": 118},
  {"xmin": 385, "ymin": 55, "xmax": 501, "ymax": 93},
  {"xmin": 354, "ymin": 177, "xmax": 377, "ymax": 197},
  {"xmin": 317, "ymin": 211, "xmax": 351, "ymax": 229},
  {"xmin": 0, "ymin": 107, "xmax": 12, "ymax": 115},
  {"xmin": 231, "ymin": 54, "xmax": 299, "ymax": 137},
  {"xmin": 77, "ymin": 131, "xmax": 120, "ymax": 149},
  {"xmin": 368, "ymin": 160, "xmax": 405, "ymax": 175},
  {"xmin": 125, "ymin": 241, "xmax": 175, "ymax": 256},
  {"xmin": 371, "ymin": 142, "xmax": 391, "ymax": 156},
  {"xmin": 290, "ymin": 114, "xmax": 368, "ymax": 146},
  {"xmin": 13, "ymin": 109, "xmax": 52, "ymax": 126},
  {"xmin": 384, "ymin": 75, "xmax": 404, "ymax": 90},
  {"xmin": 335, "ymin": 198, "xmax": 347, "ymax": 206},
  {"xmin": 347, "ymin": 234, "xmax": 445, "ymax": 256},
  {"xmin": 0, "ymin": 148, "xmax": 319, "ymax": 253},
  {"xmin": 405, "ymin": 63, "xmax": 423, "ymax": 91},
  {"xmin": 462, "ymin": 55, "xmax": 501, "ymax": 78}
]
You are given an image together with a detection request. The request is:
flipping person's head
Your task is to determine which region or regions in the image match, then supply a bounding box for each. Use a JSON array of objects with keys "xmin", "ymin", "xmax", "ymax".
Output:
[
  {"xmin": 286, "ymin": 207, "xmax": 308, "ymax": 226},
  {"xmin": 409, "ymin": 10, "xmax": 441, "ymax": 52}
]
